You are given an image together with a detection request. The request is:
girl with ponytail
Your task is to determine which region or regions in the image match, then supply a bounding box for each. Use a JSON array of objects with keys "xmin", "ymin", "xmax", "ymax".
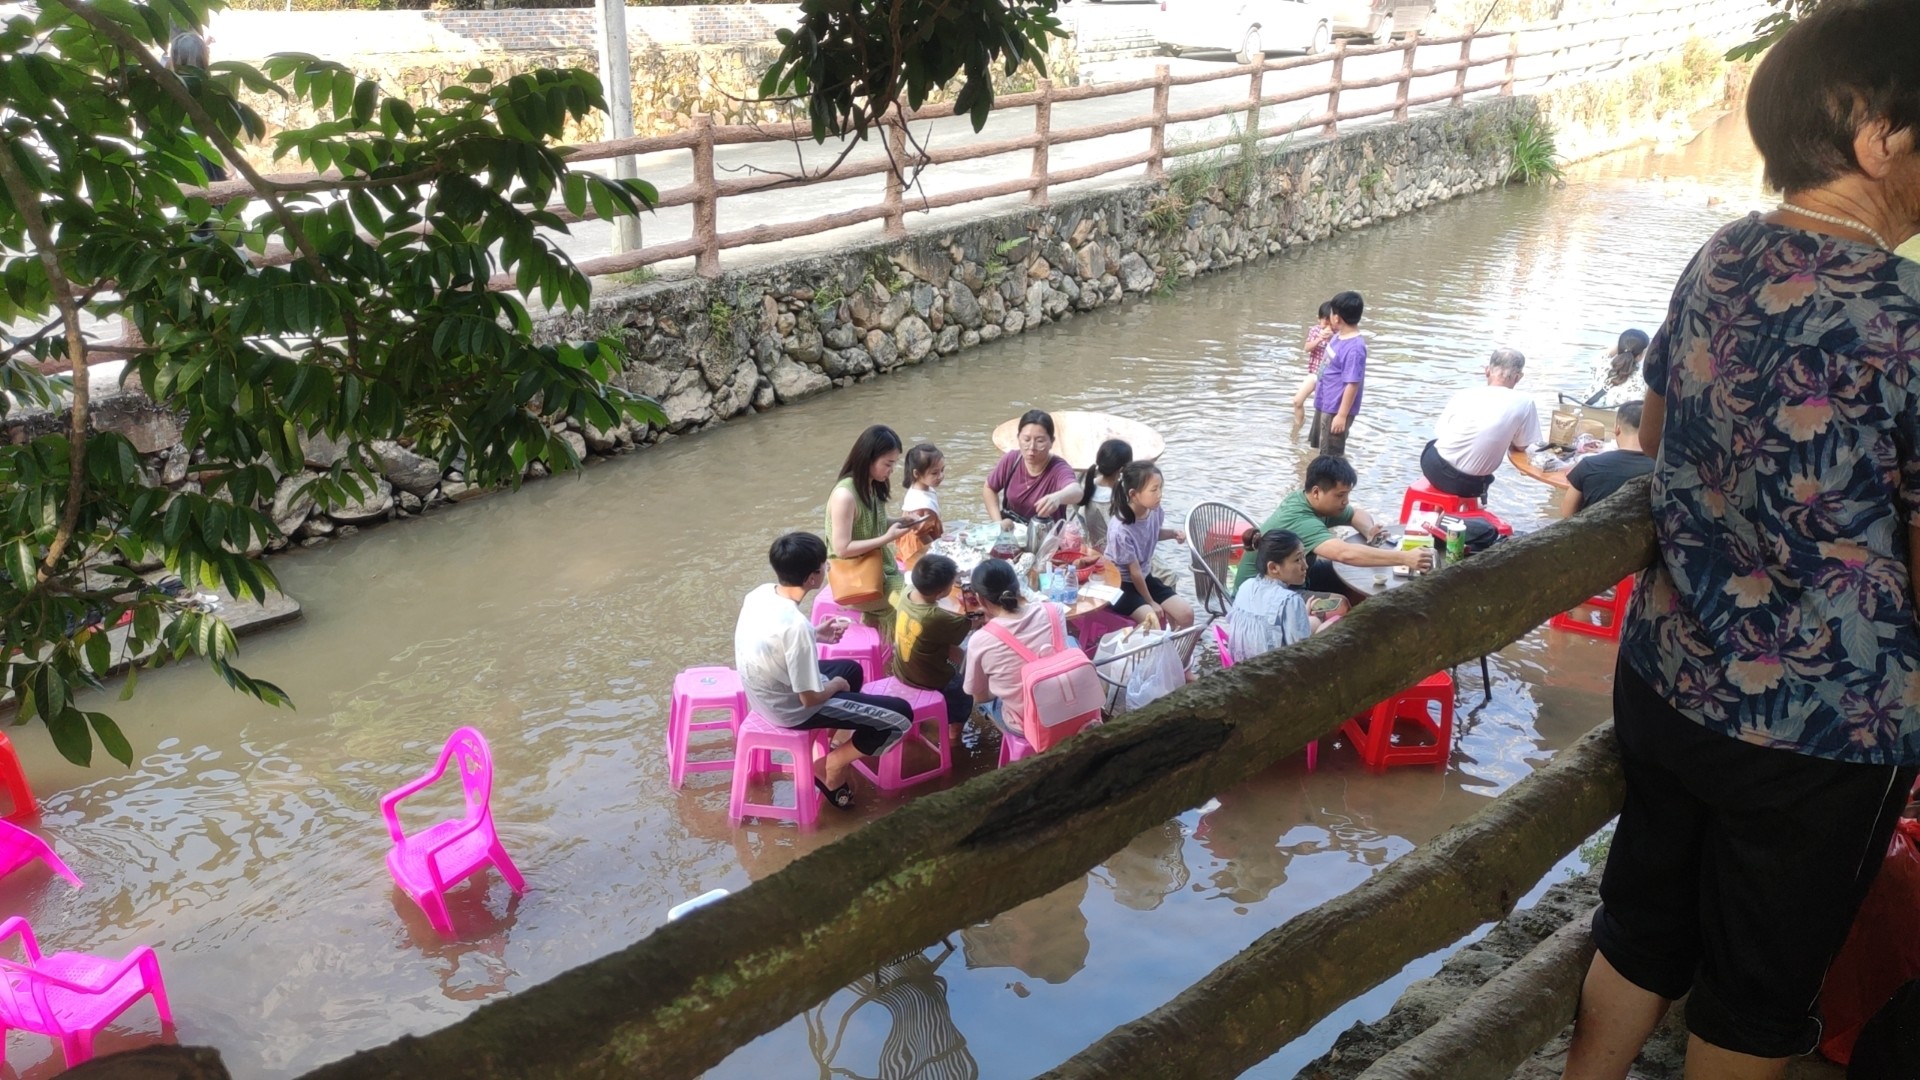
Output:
[
  {"xmin": 1105, "ymin": 461, "xmax": 1193, "ymax": 631},
  {"xmin": 962, "ymin": 559, "xmax": 1070, "ymax": 737},
  {"xmin": 1226, "ymin": 528, "xmax": 1335, "ymax": 660}
]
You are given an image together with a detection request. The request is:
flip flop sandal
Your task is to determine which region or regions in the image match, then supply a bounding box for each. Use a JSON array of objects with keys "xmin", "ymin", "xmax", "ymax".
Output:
[{"xmin": 814, "ymin": 776, "xmax": 855, "ymax": 810}]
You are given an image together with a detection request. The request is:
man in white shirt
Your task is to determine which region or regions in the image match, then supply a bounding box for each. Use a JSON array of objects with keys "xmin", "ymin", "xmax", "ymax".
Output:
[
  {"xmin": 734, "ymin": 532, "xmax": 911, "ymax": 810},
  {"xmin": 1420, "ymin": 348, "xmax": 1543, "ymax": 499}
]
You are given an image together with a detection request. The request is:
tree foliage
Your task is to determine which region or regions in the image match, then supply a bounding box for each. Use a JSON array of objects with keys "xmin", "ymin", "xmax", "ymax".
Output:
[
  {"xmin": 759, "ymin": 0, "xmax": 1066, "ymax": 140},
  {"xmin": 1726, "ymin": 0, "xmax": 1820, "ymax": 61},
  {"xmin": 0, "ymin": 0, "xmax": 660, "ymax": 765}
]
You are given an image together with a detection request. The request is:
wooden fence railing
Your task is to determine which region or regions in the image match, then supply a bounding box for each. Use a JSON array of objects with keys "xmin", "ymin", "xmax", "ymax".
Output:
[
  {"xmin": 191, "ymin": 0, "xmax": 1765, "ymax": 286},
  {"xmin": 291, "ymin": 480, "xmax": 1659, "ymax": 1080}
]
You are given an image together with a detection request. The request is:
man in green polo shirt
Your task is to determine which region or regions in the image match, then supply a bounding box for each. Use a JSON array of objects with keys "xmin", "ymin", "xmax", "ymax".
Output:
[{"xmin": 1232, "ymin": 456, "xmax": 1431, "ymax": 600}]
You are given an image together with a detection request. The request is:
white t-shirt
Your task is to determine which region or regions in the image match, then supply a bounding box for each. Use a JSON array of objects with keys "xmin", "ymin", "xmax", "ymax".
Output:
[
  {"xmin": 733, "ymin": 583, "xmax": 823, "ymax": 728},
  {"xmin": 1433, "ymin": 385, "xmax": 1543, "ymax": 477},
  {"xmin": 902, "ymin": 487, "xmax": 940, "ymax": 515}
]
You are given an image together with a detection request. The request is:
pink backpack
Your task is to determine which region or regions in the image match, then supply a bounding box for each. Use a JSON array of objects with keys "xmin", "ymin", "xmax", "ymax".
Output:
[{"xmin": 982, "ymin": 604, "xmax": 1104, "ymax": 752}]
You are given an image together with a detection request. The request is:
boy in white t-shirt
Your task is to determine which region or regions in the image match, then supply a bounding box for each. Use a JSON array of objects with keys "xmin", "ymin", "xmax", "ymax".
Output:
[
  {"xmin": 1421, "ymin": 348, "xmax": 1542, "ymax": 500},
  {"xmin": 733, "ymin": 532, "xmax": 912, "ymax": 810}
]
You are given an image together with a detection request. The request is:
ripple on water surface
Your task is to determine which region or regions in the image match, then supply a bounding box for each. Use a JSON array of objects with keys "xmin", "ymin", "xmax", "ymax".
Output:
[{"xmin": 6, "ymin": 114, "xmax": 1769, "ymax": 1078}]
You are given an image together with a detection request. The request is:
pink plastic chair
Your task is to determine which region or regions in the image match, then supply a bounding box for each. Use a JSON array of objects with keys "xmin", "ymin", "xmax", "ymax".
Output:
[
  {"xmin": 381, "ymin": 727, "xmax": 526, "ymax": 935},
  {"xmin": 0, "ymin": 916, "xmax": 172, "ymax": 1068},
  {"xmin": 851, "ymin": 678, "xmax": 952, "ymax": 791},
  {"xmin": 668, "ymin": 666, "xmax": 748, "ymax": 788},
  {"xmin": 0, "ymin": 820, "xmax": 82, "ymax": 889}
]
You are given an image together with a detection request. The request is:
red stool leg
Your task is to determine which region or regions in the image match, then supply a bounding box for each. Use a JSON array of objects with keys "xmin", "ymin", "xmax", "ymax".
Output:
[{"xmin": 0, "ymin": 732, "xmax": 34, "ymax": 820}]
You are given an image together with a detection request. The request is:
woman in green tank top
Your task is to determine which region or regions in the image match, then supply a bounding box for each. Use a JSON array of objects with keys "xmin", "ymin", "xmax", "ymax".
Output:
[{"xmin": 827, "ymin": 425, "xmax": 910, "ymax": 634}]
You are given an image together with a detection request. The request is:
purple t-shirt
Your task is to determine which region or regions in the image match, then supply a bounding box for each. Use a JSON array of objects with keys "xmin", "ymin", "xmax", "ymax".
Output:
[
  {"xmin": 987, "ymin": 450, "xmax": 1077, "ymax": 520},
  {"xmin": 1106, "ymin": 505, "xmax": 1163, "ymax": 571},
  {"xmin": 1314, "ymin": 334, "xmax": 1368, "ymax": 417}
]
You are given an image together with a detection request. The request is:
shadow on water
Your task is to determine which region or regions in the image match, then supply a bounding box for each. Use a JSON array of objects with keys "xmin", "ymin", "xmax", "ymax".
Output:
[{"xmin": 6, "ymin": 113, "xmax": 1766, "ymax": 1077}]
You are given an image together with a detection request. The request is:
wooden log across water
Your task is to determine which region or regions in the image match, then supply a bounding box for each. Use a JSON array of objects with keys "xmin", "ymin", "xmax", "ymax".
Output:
[
  {"xmin": 1355, "ymin": 907, "xmax": 1600, "ymax": 1080},
  {"xmin": 298, "ymin": 481, "xmax": 1656, "ymax": 1080},
  {"xmin": 1041, "ymin": 737, "xmax": 1621, "ymax": 1079}
]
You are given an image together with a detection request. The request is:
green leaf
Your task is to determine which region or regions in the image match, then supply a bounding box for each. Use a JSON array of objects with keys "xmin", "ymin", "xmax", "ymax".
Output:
[
  {"xmin": 46, "ymin": 707, "xmax": 91, "ymax": 767},
  {"xmin": 86, "ymin": 712, "xmax": 133, "ymax": 766}
]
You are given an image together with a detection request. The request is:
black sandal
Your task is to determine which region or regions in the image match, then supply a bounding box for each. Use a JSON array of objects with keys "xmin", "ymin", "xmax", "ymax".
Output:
[{"xmin": 814, "ymin": 776, "xmax": 855, "ymax": 810}]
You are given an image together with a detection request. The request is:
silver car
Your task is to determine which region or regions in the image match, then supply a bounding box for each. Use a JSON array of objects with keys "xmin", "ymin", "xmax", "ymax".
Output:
[
  {"xmin": 1328, "ymin": 0, "xmax": 1432, "ymax": 43},
  {"xmin": 1156, "ymin": 0, "xmax": 1339, "ymax": 63}
]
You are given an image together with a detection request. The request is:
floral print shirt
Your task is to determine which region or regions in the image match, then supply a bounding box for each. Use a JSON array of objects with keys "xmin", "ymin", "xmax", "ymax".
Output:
[{"xmin": 1621, "ymin": 215, "xmax": 1920, "ymax": 766}]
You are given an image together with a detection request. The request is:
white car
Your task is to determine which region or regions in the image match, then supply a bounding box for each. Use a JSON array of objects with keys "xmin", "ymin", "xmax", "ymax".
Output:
[{"xmin": 1157, "ymin": 0, "xmax": 1337, "ymax": 64}]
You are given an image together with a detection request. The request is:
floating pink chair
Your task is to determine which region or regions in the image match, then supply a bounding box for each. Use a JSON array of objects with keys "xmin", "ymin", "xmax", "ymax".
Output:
[
  {"xmin": 851, "ymin": 678, "xmax": 952, "ymax": 792},
  {"xmin": 1213, "ymin": 625, "xmax": 1317, "ymax": 771},
  {"xmin": 381, "ymin": 727, "xmax": 526, "ymax": 935},
  {"xmin": 728, "ymin": 714, "xmax": 831, "ymax": 827},
  {"xmin": 667, "ymin": 666, "xmax": 748, "ymax": 788},
  {"xmin": 0, "ymin": 820, "xmax": 82, "ymax": 889},
  {"xmin": 0, "ymin": 916, "xmax": 172, "ymax": 1068},
  {"xmin": 0, "ymin": 731, "xmax": 36, "ymax": 821}
]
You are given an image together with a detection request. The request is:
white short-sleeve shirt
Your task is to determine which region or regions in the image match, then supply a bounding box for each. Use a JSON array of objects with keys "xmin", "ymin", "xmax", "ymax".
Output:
[
  {"xmin": 1433, "ymin": 385, "xmax": 1543, "ymax": 477},
  {"xmin": 733, "ymin": 584, "xmax": 823, "ymax": 728}
]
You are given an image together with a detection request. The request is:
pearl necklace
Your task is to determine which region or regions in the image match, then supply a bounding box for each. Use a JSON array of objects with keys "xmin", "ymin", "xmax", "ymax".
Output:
[{"xmin": 1776, "ymin": 201, "xmax": 1892, "ymax": 250}]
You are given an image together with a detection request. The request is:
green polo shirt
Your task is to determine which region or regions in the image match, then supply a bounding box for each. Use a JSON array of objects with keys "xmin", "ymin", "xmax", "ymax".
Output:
[{"xmin": 1231, "ymin": 491, "xmax": 1353, "ymax": 591}]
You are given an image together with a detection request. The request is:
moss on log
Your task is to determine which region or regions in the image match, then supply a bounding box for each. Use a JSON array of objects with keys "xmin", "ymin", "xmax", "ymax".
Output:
[
  {"xmin": 298, "ymin": 481, "xmax": 1655, "ymax": 1080},
  {"xmin": 1356, "ymin": 908, "xmax": 1599, "ymax": 1080},
  {"xmin": 1040, "ymin": 728, "xmax": 1624, "ymax": 1080}
]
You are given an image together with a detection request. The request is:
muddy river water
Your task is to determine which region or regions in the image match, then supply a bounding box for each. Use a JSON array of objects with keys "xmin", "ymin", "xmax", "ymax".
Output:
[{"xmin": 7, "ymin": 114, "xmax": 1769, "ymax": 1078}]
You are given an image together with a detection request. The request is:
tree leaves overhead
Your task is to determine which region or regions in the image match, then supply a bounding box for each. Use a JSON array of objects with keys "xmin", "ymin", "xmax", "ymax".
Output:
[
  {"xmin": 0, "ymin": 0, "xmax": 662, "ymax": 765},
  {"xmin": 758, "ymin": 0, "xmax": 1066, "ymax": 142},
  {"xmin": 1726, "ymin": 0, "xmax": 1819, "ymax": 60}
]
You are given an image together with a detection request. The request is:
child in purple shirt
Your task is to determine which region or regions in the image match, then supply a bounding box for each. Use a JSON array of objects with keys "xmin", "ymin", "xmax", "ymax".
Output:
[{"xmin": 1310, "ymin": 291, "xmax": 1367, "ymax": 459}]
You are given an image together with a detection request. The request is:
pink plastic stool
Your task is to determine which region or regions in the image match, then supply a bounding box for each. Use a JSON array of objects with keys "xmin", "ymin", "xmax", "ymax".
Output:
[
  {"xmin": 851, "ymin": 678, "xmax": 953, "ymax": 791},
  {"xmin": 1550, "ymin": 574, "xmax": 1635, "ymax": 641},
  {"xmin": 668, "ymin": 666, "xmax": 748, "ymax": 788},
  {"xmin": 1399, "ymin": 480, "xmax": 1514, "ymax": 536},
  {"xmin": 1341, "ymin": 670, "xmax": 1455, "ymax": 771},
  {"xmin": 1214, "ymin": 625, "xmax": 1318, "ymax": 771},
  {"xmin": 728, "ymin": 714, "xmax": 831, "ymax": 827},
  {"xmin": 998, "ymin": 729, "xmax": 1035, "ymax": 766},
  {"xmin": 810, "ymin": 583, "xmax": 858, "ymax": 628},
  {"xmin": 818, "ymin": 622, "xmax": 888, "ymax": 683}
]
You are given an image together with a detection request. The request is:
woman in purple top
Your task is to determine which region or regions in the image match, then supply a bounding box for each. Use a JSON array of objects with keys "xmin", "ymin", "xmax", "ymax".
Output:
[
  {"xmin": 1104, "ymin": 461, "xmax": 1193, "ymax": 632},
  {"xmin": 983, "ymin": 409, "xmax": 1079, "ymax": 527}
]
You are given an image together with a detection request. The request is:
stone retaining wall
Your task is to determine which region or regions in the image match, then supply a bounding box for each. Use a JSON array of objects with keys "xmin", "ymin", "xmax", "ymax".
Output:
[{"xmin": 6, "ymin": 97, "xmax": 1534, "ymax": 549}]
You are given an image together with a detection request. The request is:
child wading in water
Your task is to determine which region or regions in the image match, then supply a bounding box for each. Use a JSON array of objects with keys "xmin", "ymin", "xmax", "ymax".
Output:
[
  {"xmin": 896, "ymin": 443, "xmax": 946, "ymax": 569},
  {"xmin": 1290, "ymin": 301, "xmax": 1334, "ymax": 418},
  {"xmin": 1105, "ymin": 461, "xmax": 1194, "ymax": 632},
  {"xmin": 1310, "ymin": 291, "xmax": 1368, "ymax": 459}
]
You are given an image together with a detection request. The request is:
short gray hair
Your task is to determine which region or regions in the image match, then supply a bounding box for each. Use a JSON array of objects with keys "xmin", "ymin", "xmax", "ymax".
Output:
[{"xmin": 1487, "ymin": 348, "xmax": 1526, "ymax": 382}]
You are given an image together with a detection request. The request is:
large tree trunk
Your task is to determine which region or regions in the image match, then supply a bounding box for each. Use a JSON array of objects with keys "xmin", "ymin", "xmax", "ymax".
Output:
[{"xmin": 300, "ymin": 481, "xmax": 1656, "ymax": 1080}]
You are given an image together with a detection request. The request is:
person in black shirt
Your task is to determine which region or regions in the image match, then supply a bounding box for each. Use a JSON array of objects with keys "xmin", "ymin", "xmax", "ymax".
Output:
[{"xmin": 1562, "ymin": 400, "xmax": 1654, "ymax": 516}]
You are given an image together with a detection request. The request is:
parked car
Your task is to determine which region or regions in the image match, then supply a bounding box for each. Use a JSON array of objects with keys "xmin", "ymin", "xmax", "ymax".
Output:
[
  {"xmin": 1328, "ymin": 0, "xmax": 1432, "ymax": 43},
  {"xmin": 1156, "ymin": 0, "xmax": 1337, "ymax": 64}
]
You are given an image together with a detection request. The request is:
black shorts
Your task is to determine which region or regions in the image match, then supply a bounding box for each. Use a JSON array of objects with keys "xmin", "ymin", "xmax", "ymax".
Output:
[
  {"xmin": 1595, "ymin": 657, "xmax": 1917, "ymax": 1058},
  {"xmin": 1419, "ymin": 439, "xmax": 1494, "ymax": 500},
  {"xmin": 1113, "ymin": 574, "xmax": 1177, "ymax": 617},
  {"xmin": 1308, "ymin": 410, "xmax": 1349, "ymax": 458}
]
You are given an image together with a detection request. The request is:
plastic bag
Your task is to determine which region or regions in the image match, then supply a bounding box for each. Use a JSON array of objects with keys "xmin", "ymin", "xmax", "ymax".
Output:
[
  {"xmin": 1093, "ymin": 627, "xmax": 1186, "ymax": 714},
  {"xmin": 1819, "ymin": 818, "xmax": 1920, "ymax": 1066}
]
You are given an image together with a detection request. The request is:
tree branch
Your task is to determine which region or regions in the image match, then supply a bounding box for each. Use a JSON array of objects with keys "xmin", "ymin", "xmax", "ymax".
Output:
[
  {"xmin": 45, "ymin": 0, "xmax": 365, "ymax": 367},
  {"xmin": 0, "ymin": 137, "xmax": 90, "ymax": 585}
]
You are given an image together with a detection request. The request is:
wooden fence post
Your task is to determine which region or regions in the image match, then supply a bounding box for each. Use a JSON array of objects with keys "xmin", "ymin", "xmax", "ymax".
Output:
[
  {"xmin": 1245, "ymin": 54, "xmax": 1264, "ymax": 145},
  {"xmin": 1393, "ymin": 36, "xmax": 1416, "ymax": 121},
  {"xmin": 1323, "ymin": 43, "xmax": 1346, "ymax": 136},
  {"xmin": 883, "ymin": 109, "xmax": 908, "ymax": 239},
  {"xmin": 691, "ymin": 117, "xmax": 719, "ymax": 278},
  {"xmin": 1452, "ymin": 34, "xmax": 1473, "ymax": 107},
  {"xmin": 1148, "ymin": 64, "xmax": 1170, "ymax": 180},
  {"xmin": 1501, "ymin": 33, "xmax": 1518, "ymax": 96},
  {"xmin": 1030, "ymin": 79, "xmax": 1053, "ymax": 206}
]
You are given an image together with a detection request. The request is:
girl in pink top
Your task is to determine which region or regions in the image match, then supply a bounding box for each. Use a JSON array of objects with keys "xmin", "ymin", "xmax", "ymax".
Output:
[
  {"xmin": 1290, "ymin": 300, "xmax": 1335, "ymax": 416},
  {"xmin": 962, "ymin": 559, "xmax": 1069, "ymax": 738}
]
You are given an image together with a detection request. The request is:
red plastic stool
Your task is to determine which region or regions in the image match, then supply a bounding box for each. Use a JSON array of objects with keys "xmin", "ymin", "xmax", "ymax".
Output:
[
  {"xmin": 851, "ymin": 678, "xmax": 953, "ymax": 791},
  {"xmin": 1341, "ymin": 671, "xmax": 1455, "ymax": 771},
  {"xmin": 728, "ymin": 715, "xmax": 832, "ymax": 828},
  {"xmin": 0, "ymin": 732, "xmax": 35, "ymax": 820},
  {"xmin": 667, "ymin": 666, "xmax": 748, "ymax": 788},
  {"xmin": 1399, "ymin": 480, "xmax": 1514, "ymax": 537},
  {"xmin": 1550, "ymin": 574, "xmax": 1636, "ymax": 641}
]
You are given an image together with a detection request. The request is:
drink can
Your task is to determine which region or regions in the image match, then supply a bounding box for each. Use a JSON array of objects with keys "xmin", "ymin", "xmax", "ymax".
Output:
[{"xmin": 1446, "ymin": 523, "xmax": 1466, "ymax": 562}]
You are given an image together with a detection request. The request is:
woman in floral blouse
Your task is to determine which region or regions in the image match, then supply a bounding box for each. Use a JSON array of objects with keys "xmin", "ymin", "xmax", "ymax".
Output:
[{"xmin": 1563, "ymin": 5, "xmax": 1920, "ymax": 1079}]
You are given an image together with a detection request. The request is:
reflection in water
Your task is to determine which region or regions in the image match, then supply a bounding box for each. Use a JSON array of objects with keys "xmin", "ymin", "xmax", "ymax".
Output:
[
  {"xmin": 806, "ymin": 943, "xmax": 979, "ymax": 1080},
  {"xmin": 0, "ymin": 115, "xmax": 1769, "ymax": 1078}
]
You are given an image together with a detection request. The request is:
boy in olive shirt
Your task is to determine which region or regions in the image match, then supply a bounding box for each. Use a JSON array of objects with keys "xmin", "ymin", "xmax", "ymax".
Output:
[{"xmin": 892, "ymin": 554, "xmax": 975, "ymax": 725}]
